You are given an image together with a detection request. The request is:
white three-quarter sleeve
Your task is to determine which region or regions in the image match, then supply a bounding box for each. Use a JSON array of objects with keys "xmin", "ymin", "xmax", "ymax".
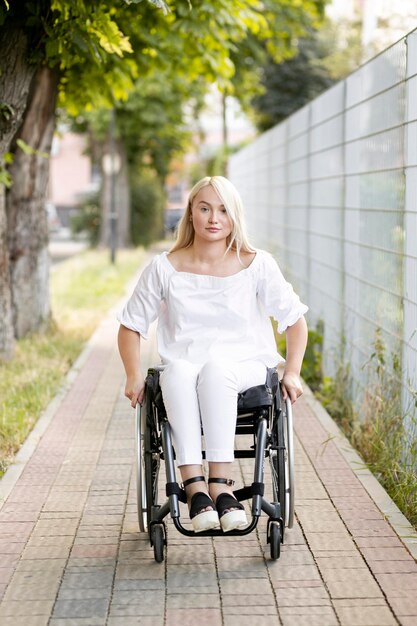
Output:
[
  {"xmin": 117, "ymin": 256, "xmax": 163, "ymax": 339},
  {"xmin": 257, "ymin": 251, "xmax": 308, "ymax": 333}
]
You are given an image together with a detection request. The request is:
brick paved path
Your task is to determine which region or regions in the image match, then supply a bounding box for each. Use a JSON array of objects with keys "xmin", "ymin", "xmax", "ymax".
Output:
[{"xmin": 1, "ymin": 266, "xmax": 417, "ymax": 626}]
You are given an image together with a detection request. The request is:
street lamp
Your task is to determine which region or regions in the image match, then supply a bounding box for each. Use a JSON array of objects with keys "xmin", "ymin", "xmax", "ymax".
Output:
[{"xmin": 102, "ymin": 109, "xmax": 121, "ymax": 264}]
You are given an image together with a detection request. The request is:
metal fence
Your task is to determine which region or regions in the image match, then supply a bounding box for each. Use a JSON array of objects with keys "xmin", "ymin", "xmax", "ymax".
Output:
[{"xmin": 229, "ymin": 29, "xmax": 417, "ymax": 426}]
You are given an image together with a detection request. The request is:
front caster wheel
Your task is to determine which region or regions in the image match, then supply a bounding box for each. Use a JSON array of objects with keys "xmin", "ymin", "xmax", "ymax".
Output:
[
  {"xmin": 268, "ymin": 521, "xmax": 281, "ymax": 561},
  {"xmin": 151, "ymin": 524, "xmax": 166, "ymax": 563}
]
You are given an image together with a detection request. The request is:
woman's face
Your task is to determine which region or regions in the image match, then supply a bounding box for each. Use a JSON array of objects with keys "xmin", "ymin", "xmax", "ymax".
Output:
[{"xmin": 190, "ymin": 185, "xmax": 232, "ymax": 244}]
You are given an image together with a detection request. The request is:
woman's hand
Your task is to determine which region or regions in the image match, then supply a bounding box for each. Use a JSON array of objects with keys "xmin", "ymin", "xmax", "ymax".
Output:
[
  {"xmin": 124, "ymin": 373, "xmax": 145, "ymax": 408},
  {"xmin": 281, "ymin": 370, "xmax": 303, "ymax": 404}
]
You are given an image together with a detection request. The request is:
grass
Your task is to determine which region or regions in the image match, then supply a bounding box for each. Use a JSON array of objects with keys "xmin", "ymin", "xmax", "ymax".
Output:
[
  {"xmin": 316, "ymin": 330, "xmax": 417, "ymax": 530},
  {"xmin": 0, "ymin": 247, "xmax": 145, "ymax": 477},
  {"xmin": 274, "ymin": 319, "xmax": 417, "ymax": 529}
]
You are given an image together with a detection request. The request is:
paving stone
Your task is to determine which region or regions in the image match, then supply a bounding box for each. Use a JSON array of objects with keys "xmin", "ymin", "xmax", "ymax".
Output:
[
  {"xmin": 275, "ymin": 586, "xmax": 331, "ymax": 606},
  {"xmin": 361, "ymin": 547, "xmax": 416, "ymax": 562},
  {"xmin": 0, "ymin": 599, "xmax": 55, "ymax": 616},
  {"xmin": 315, "ymin": 555, "xmax": 366, "ymax": 569},
  {"xmin": 166, "ymin": 571, "xmax": 218, "ymax": 588},
  {"xmin": 0, "ymin": 568, "xmax": 14, "ymax": 584},
  {"xmin": 375, "ymin": 572, "xmax": 417, "ymax": 592},
  {"xmin": 222, "ymin": 594, "xmax": 276, "ymax": 607},
  {"xmin": 14, "ymin": 558, "xmax": 67, "ymax": 573},
  {"xmin": 280, "ymin": 605, "xmax": 338, "ymax": 616},
  {"xmin": 305, "ymin": 532, "xmax": 356, "ymax": 552},
  {"xmin": 219, "ymin": 578, "xmax": 272, "ymax": 595},
  {"xmin": 70, "ymin": 543, "xmax": 118, "ymax": 558},
  {"xmin": 326, "ymin": 578, "xmax": 383, "ymax": 599},
  {"xmin": 166, "ymin": 585, "xmax": 219, "ymax": 595},
  {"xmin": 272, "ymin": 579, "xmax": 324, "ymax": 589},
  {"xmin": 53, "ymin": 598, "xmax": 109, "ymax": 619},
  {"xmin": 368, "ymin": 560, "xmax": 417, "ymax": 574},
  {"xmin": 0, "ymin": 554, "xmax": 19, "ymax": 568},
  {"xmin": 60, "ymin": 570, "xmax": 114, "ymax": 589},
  {"xmin": 319, "ymin": 567, "xmax": 376, "ymax": 584},
  {"xmin": 113, "ymin": 579, "xmax": 165, "ymax": 595},
  {"xmin": 0, "ymin": 617, "xmax": 50, "ymax": 626},
  {"xmin": 116, "ymin": 564, "xmax": 165, "ymax": 581},
  {"xmin": 66, "ymin": 557, "xmax": 116, "ymax": 569},
  {"xmin": 335, "ymin": 603, "xmax": 397, "ymax": 625},
  {"xmin": 165, "ymin": 608, "xmax": 222, "ymax": 626},
  {"xmin": 58, "ymin": 587, "xmax": 114, "ymax": 600},
  {"xmin": 166, "ymin": 594, "xmax": 221, "ymax": 609},
  {"xmin": 50, "ymin": 618, "xmax": 106, "ymax": 625},
  {"xmin": 280, "ymin": 611, "xmax": 339, "ymax": 625},
  {"xmin": 109, "ymin": 602, "xmax": 165, "ymax": 617},
  {"xmin": 22, "ymin": 544, "xmax": 73, "ymax": 560},
  {"xmin": 3, "ymin": 578, "xmax": 61, "ymax": 601},
  {"xmin": 386, "ymin": 594, "xmax": 417, "ymax": 616},
  {"xmin": 111, "ymin": 589, "xmax": 165, "ymax": 607},
  {"xmin": 107, "ymin": 618, "xmax": 163, "ymax": 626},
  {"xmin": 223, "ymin": 605, "xmax": 278, "ymax": 615},
  {"xmin": 399, "ymin": 618, "xmax": 417, "ymax": 626},
  {"xmin": 26, "ymin": 536, "xmax": 74, "ymax": 551},
  {"xmin": 216, "ymin": 556, "xmax": 268, "ymax": 572},
  {"xmin": 267, "ymin": 563, "xmax": 322, "ymax": 581}
]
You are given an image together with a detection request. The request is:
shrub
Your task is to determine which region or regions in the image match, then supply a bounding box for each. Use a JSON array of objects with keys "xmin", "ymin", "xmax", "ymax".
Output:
[
  {"xmin": 70, "ymin": 192, "xmax": 101, "ymax": 246},
  {"xmin": 130, "ymin": 170, "xmax": 165, "ymax": 247}
]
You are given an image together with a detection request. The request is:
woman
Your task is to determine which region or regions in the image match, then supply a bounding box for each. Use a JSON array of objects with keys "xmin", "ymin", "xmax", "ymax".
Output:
[{"xmin": 118, "ymin": 176, "xmax": 308, "ymax": 533}]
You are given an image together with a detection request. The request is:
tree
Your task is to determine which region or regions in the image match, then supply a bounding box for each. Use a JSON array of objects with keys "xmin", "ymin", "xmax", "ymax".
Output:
[
  {"xmin": 251, "ymin": 30, "xmax": 335, "ymax": 131},
  {"xmin": 0, "ymin": 0, "xmax": 166, "ymax": 358},
  {"xmin": 0, "ymin": 0, "xmax": 325, "ymax": 359}
]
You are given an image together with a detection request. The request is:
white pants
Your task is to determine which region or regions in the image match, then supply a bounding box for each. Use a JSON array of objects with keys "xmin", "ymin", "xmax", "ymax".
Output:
[{"xmin": 159, "ymin": 359, "xmax": 267, "ymax": 466}]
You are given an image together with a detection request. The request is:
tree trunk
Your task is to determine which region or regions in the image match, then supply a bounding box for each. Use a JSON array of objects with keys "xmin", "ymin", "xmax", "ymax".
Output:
[
  {"xmin": 0, "ymin": 190, "xmax": 14, "ymax": 359},
  {"xmin": 116, "ymin": 141, "xmax": 130, "ymax": 248},
  {"xmin": 0, "ymin": 28, "xmax": 36, "ymax": 156},
  {"xmin": 0, "ymin": 27, "xmax": 36, "ymax": 358},
  {"xmin": 7, "ymin": 66, "xmax": 59, "ymax": 338}
]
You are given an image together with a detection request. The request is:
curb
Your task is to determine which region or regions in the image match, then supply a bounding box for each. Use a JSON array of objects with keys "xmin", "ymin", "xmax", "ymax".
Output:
[{"xmin": 302, "ymin": 384, "xmax": 417, "ymax": 561}]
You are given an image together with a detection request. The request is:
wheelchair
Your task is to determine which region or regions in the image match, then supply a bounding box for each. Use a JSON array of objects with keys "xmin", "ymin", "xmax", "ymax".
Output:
[{"xmin": 135, "ymin": 366, "xmax": 294, "ymax": 562}]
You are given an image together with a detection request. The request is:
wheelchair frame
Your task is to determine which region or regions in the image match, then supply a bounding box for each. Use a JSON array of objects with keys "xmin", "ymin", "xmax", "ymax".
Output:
[{"xmin": 135, "ymin": 366, "xmax": 294, "ymax": 562}]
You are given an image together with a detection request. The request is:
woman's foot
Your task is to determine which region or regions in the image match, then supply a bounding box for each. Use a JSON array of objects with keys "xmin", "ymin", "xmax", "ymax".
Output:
[
  {"xmin": 208, "ymin": 478, "xmax": 248, "ymax": 532},
  {"xmin": 183, "ymin": 476, "xmax": 220, "ymax": 533}
]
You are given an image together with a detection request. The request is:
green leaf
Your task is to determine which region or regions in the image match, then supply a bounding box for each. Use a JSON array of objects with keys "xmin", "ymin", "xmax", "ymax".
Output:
[
  {"xmin": 16, "ymin": 138, "xmax": 37, "ymax": 155},
  {"xmin": 0, "ymin": 102, "xmax": 14, "ymax": 121},
  {"xmin": 0, "ymin": 166, "xmax": 12, "ymax": 188}
]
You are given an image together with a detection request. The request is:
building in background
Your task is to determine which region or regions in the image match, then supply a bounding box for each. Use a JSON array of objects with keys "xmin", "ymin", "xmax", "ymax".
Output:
[{"xmin": 48, "ymin": 132, "xmax": 98, "ymax": 228}]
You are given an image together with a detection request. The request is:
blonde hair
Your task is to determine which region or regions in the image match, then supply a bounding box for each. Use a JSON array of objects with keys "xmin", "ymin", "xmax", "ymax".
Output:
[{"xmin": 170, "ymin": 176, "xmax": 255, "ymax": 257}]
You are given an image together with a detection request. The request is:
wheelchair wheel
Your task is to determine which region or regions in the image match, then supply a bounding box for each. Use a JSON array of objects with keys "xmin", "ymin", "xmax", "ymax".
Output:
[
  {"xmin": 269, "ymin": 393, "xmax": 295, "ymax": 529},
  {"xmin": 135, "ymin": 387, "xmax": 160, "ymax": 533},
  {"xmin": 269, "ymin": 521, "xmax": 281, "ymax": 560},
  {"xmin": 284, "ymin": 397, "xmax": 295, "ymax": 528},
  {"xmin": 269, "ymin": 394, "xmax": 287, "ymax": 527},
  {"xmin": 151, "ymin": 524, "xmax": 166, "ymax": 563}
]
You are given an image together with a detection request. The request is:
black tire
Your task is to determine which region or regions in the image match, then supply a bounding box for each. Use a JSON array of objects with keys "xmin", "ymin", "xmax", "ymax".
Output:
[
  {"xmin": 269, "ymin": 521, "xmax": 281, "ymax": 560},
  {"xmin": 283, "ymin": 397, "xmax": 295, "ymax": 528},
  {"xmin": 152, "ymin": 524, "xmax": 165, "ymax": 563},
  {"xmin": 269, "ymin": 394, "xmax": 287, "ymax": 527},
  {"xmin": 136, "ymin": 383, "xmax": 160, "ymax": 535}
]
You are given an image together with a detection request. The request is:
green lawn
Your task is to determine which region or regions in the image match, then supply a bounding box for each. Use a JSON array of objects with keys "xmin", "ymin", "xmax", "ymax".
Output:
[{"xmin": 0, "ymin": 247, "xmax": 145, "ymax": 476}]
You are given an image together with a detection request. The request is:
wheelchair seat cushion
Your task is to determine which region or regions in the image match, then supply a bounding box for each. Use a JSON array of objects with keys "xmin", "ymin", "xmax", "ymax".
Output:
[{"xmin": 237, "ymin": 368, "xmax": 278, "ymax": 410}]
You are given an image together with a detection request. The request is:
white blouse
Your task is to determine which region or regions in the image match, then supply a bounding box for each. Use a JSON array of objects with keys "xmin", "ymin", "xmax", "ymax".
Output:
[{"xmin": 118, "ymin": 250, "xmax": 308, "ymax": 367}]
